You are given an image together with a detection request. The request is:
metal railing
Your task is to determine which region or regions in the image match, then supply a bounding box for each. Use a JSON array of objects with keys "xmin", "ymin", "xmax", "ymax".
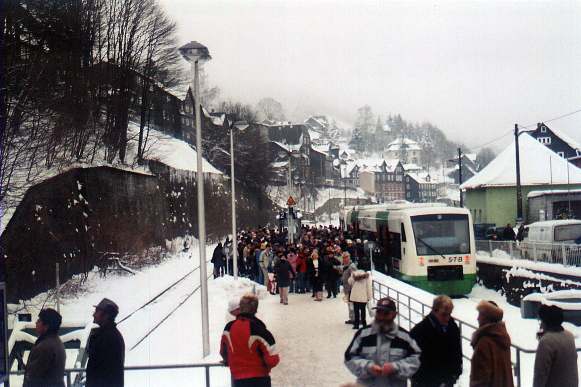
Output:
[
  {"xmin": 476, "ymin": 239, "xmax": 581, "ymax": 266},
  {"xmin": 372, "ymin": 279, "xmax": 580, "ymax": 387},
  {"xmin": 10, "ymin": 362, "xmax": 228, "ymax": 387}
]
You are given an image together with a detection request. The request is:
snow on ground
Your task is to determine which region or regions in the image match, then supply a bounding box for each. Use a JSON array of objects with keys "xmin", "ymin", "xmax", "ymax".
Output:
[
  {"xmin": 477, "ymin": 252, "xmax": 581, "ymax": 277},
  {"xmin": 265, "ymin": 292, "xmax": 356, "ymax": 387},
  {"xmin": 372, "ymin": 271, "xmax": 581, "ymax": 387},
  {"xmin": 127, "ymin": 122, "xmax": 222, "ymax": 175}
]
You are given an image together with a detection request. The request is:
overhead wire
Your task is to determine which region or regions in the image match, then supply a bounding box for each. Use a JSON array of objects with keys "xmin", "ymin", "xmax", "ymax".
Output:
[{"xmin": 469, "ymin": 106, "xmax": 581, "ymax": 151}]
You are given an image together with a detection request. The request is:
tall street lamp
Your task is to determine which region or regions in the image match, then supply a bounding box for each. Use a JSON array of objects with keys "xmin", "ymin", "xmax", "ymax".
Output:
[
  {"xmin": 229, "ymin": 120, "xmax": 249, "ymax": 280},
  {"xmin": 514, "ymin": 123, "xmax": 535, "ymax": 222},
  {"xmin": 178, "ymin": 41, "xmax": 211, "ymax": 358}
]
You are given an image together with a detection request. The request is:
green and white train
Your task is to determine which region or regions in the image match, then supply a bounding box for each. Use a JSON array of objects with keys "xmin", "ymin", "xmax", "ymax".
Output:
[{"xmin": 342, "ymin": 202, "xmax": 476, "ymax": 295}]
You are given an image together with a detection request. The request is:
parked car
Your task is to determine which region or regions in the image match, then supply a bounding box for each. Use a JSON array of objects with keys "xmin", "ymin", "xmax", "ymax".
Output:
[
  {"xmin": 474, "ymin": 223, "xmax": 496, "ymax": 240},
  {"xmin": 486, "ymin": 226, "xmax": 514, "ymax": 241},
  {"xmin": 520, "ymin": 219, "xmax": 581, "ymax": 263}
]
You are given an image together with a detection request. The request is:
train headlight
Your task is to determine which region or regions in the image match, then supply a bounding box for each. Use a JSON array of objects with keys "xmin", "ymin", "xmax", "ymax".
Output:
[
  {"xmin": 419, "ymin": 256, "xmax": 425, "ymax": 266},
  {"xmin": 464, "ymin": 255, "xmax": 471, "ymax": 264}
]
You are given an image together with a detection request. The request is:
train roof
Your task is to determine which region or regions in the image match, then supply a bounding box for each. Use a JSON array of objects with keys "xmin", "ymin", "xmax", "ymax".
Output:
[{"xmin": 355, "ymin": 201, "xmax": 448, "ymax": 212}]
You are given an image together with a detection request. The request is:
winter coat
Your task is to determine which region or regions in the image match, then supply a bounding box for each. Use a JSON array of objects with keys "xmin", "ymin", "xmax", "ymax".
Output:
[
  {"xmin": 345, "ymin": 322, "xmax": 421, "ymax": 387},
  {"xmin": 502, "ymin": 227, "xmax": 516, "ymax": 241},
  {"xmin": 220, "ymin": 313, "xmax": 280, "ymax": 381},
  {"xmin": 287, "ymin": 252, "xmax": 298, "ymax": 272},
  {"xmin": 324, "ymin": 256, "xmax": 341, "ymax": 281},
  {"xmin": 409, "ymin": 313, "xmax": 462, "ymax": 386},
  {"xmin": 23, "ymin": 333, "xmax": 66, "ymax": 387},
  {"xmin": 533, "ymin": 328, "xmax": 578, "ymax": 387},
  {"xmin": 211, "ymin": 244, "xmax": 225, "ymax": 266},
  {"xmin": 86, "ymin": 323, "xmax": 126, "ymax": 387},
  {"xmin": 342, "ymin": 263, "xmax": 357, "ymax": 296},
  {"xmin": 259, "ymin": 250, "xmax": 271, "ymax": 270},
  {"xmin": 296, "ymin": 254, "xmax": 308, "ymax": 273},
  {"xmin": 348, "ymin": 271, "xmax": 372, "ymax": 303},
  {"xmin": 274, "ymin": 258, "xmax": 295, "ymax": 288},
  {"xmin": 469, "ymin": 322, "xmax": 513, "ymax": 387}
]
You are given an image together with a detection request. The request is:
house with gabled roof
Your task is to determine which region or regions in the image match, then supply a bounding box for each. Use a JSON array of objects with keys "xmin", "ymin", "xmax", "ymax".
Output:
[
  {"xmin": 530, "ymin": 122, "xmax": 581, "ymax": 167},
  {"xmin": 461, "ymin": 133, "xmax": 581, "ymax": 225}
]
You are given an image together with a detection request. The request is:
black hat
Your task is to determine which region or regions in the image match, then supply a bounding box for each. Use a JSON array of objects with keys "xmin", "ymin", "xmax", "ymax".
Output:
[
  {"xmin": 538, "ymin": 304, "xmax": 564, "ymax": 327},
  {"xmin": 373, "ymin": 297, "xmax": 397, "ymax": 312},
  {"xmin": 94, "ymin": 298, "xmax": 120, "ymax": 319},
  {"xmin": 38, "ymin": 308, "xmax": 62, "ymax": 332}
]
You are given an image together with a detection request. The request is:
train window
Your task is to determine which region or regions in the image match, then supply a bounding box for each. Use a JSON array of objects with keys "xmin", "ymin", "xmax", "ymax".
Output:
[
  {"xmin": 411, "ymin": 214, "xmax": 470, "ymax": 256},
  {"xmin": 401, "ymin": 223, "xmax": 407, "ymax": 242}
]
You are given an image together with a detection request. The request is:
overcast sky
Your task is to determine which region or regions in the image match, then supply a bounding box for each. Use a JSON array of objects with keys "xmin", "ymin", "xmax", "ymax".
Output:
[{"xmin": 159, "ymin": 0, "xmax": 581, "ymax": 150}]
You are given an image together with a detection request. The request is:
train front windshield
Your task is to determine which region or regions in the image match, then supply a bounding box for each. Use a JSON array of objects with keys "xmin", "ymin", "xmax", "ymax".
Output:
[{"xmin": 411, "ymin": 214, "xmax": 471, "ymax": 256}]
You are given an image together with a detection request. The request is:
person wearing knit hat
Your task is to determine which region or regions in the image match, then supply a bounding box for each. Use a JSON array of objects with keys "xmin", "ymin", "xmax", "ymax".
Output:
[
  {"xmin": 24, "ymin": 308, "xmax": 66, "ymax": 387},
  {"xmin": 470, "ymin": 300, "xmax": 513, "ymax": 387},
  {"xmin": 533, "ymin": 304, "xmax": 578, "ymax": 387},
  {"xmin": 225, "ymin": 297, "xmax": 241, "ymax": 322}
]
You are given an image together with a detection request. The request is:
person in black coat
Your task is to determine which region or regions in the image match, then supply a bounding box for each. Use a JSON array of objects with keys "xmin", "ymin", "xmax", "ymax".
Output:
[
  {"xmin": 502, "ymin": 224, "xmax": 516, "ymax": 241},
  {"xmin": 274, "ymin": 256, "xmax": 295, "ymax": 305},
  {"xmin": 86, "ymin": 298, "xmax": 125, "ymax": 387},
  {"xmin": 211, "ymin": 242, "xmax": 226, "ymax": 278},
  {"xmin": 324, "ymin": 254, "xmax": 341, "ymax": 298},
  {"xmin": 410, "ymin": 295, "xmax": 462, "ymax": 387}
]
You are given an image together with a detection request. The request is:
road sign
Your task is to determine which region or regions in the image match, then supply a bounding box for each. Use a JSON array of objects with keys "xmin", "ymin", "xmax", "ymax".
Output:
[{"xmin": 287, "ymin": 196, "xmax": 296, "ymax": 207}]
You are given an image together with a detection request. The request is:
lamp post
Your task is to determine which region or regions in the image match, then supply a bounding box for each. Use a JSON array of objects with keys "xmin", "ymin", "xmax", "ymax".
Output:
[
  {"xmin": 229, "ymin": 120, "xmax": 249, "ymax": 280},
  {"xmin": 178, "ymin": 41, "xmax": 211, "ymax": 358},
  {"xmin": 514, "ymin": 123, "xmax": 536, "ymax": 223}
]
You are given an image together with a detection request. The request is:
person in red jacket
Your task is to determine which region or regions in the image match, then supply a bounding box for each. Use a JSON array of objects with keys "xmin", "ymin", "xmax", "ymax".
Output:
[{"xmin": 220, "ymin": 293, "xmax": 280, "ymax": 387}]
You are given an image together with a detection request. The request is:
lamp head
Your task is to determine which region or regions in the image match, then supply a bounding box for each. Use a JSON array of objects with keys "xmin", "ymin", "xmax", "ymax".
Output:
[
  {"xmin": 179, "ymin": 41, "xmax": 212, "ymax": 63},
  {"xmin": 233, "ymin": 121, "xmax": 250, "ymax": 131}
]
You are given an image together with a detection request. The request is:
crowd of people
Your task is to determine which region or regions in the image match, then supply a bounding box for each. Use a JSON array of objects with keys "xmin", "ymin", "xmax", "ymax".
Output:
[
  {"xmin": 212, "ymin": 225, "xmax": 374, "ymax": 324},
  {"xmin": 21, "ymin": 224, "xmax": 579, "ymax": 387}
]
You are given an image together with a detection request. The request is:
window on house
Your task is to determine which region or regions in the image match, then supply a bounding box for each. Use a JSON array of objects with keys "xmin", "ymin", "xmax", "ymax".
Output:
[
  {"xmin": 558, "ymin": 152, "xmax": 565, "ymax": 158},
  {"xmin": 540, "ymin": 125, "xmax": 547, "ymax": 133}
]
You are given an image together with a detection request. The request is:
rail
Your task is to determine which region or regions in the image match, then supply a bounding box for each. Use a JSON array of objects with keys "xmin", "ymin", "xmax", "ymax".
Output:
[
  {"xmin": 10, "ymin": 362, "xmax": 228, "ymax": 387},
  {"xmin": 372, "ymin": 279, "xmax": 581, "ymax": 387},
  {"xmin": 475, "ymin": 239, "xmax": 581, "ymax": 266}
]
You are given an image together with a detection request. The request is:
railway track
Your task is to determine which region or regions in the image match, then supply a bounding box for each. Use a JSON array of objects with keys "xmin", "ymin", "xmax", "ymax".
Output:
[{"xmin": 129, "ymin": 270, "xmax": 214, "ymax": 351}]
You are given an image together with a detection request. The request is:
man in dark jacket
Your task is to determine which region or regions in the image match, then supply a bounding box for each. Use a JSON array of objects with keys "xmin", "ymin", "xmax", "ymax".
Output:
[
  {"xmin": 410, "ymin": 296, "xmax": 462, "ymax": 387},
  {"xmin": 502, "ymin": 224, "xmax": 516, "ymax": 241},
  {"xmin": 220, "ymin": 294, "xmax": 280, "ymax": 387},
  {"xmin": 212, "ymin": 242, "xmax": 226, "ymax": 278},
  {"xmin": 24, "ymin": 308, "xmax": 66, "ymax": 387},
  {"xmin": 86, "ymin": 298, "xmax": 125, "ymax": 387},
  {"xmin": 274, "ymin": 256, "xmax": 295, "ymax": 305}
]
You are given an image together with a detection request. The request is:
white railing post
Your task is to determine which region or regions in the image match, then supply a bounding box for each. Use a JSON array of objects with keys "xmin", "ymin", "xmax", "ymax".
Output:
[
  {"xmin": 509, "ymin": 242, "xmax": 513, "ymax": 259},
  {"xmin": 533, "ymin": 243, "xmax": 537, "ymax": 262},
  {"xmin": 489, "ymin": 240, "xmax": 493, "ymax": 256},
  {"xmin": 562, "ymin": 243, "xmax": 568, "ymax": 266}
]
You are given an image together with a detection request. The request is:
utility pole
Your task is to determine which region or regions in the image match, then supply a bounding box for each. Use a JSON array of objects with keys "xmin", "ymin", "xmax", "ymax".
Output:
[
  {"xmin": 514, "ymin": 123, "xmax": 523, "ymax": 222},
  {"xmin": 458, "ymin": 147, "xmax": 463, "ymax": 207}
]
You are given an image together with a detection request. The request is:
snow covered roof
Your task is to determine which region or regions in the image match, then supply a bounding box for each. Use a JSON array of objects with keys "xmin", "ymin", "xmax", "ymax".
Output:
[
  {"xmin": 460, "ymin": 133, "xmax": 581, "ymax": 189},
  {"xmin": 402, "ymin": 163, "xmax": 422, "ymax": 172},
  {"xmin": 407, "ymin": 173, "xmax": 429, "ymax": 184},
  {"xmin": 549, "ymin": 126, "xmax": 581, "ymax": 152},
  {"xmin": 270, "ymin": 160, "xmax": 289, "ymax": 169},
  {"xmin": 308, "ymin": 129, "xmax": 322, "ymax": 140},
  {"xmin": 527, "ymin": 188, "xmax": 581, "ymax": 198},
  {"xmin": 386, "ymin": 137, "xmax": 421, "ymax": 151},
  {"xmin": 127, "ymin": 123, "xmax": 222, "ymax": 174}
]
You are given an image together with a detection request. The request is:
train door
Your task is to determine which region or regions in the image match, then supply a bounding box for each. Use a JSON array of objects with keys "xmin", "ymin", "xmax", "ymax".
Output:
[
  {"xmin": 377, "ymin": 224, "xmax": 391, "ymax": 274},
  {"xmin": 389, "ymin": 225, "xmax": 402, "ymax": 274}
]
